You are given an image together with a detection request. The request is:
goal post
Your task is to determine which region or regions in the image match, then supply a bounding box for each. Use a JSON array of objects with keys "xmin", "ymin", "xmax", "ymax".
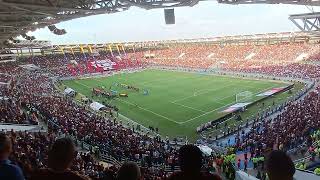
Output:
[{"xmin": 236, "ymin": 91, "xmax": 253, "ymax": 103}]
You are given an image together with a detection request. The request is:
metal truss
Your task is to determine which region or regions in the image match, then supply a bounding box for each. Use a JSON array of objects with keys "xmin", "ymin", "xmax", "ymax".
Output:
[
  {"xmin": 217, "ymin": 0, "xmax": 320, "ymax": 6},
  {"xmin": 1, "ymin": 0, "xmax": 320, "ymax": 48},
  {"xmin": 0, "ymin": 0, "xmax": 202, "ymax": 47},
  {"xmin": 289, "ymin": 12, "xmax": 320, "ymax": 32}
]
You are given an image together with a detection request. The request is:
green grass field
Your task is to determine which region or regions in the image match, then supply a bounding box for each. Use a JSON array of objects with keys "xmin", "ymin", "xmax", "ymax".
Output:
[{"xmin": 62, "ymin": 69, "xmax": 303, "ymax": 140}]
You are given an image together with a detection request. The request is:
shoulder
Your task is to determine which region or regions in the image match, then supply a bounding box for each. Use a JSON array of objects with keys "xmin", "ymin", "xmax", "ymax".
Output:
[
  {"xmin": 2, "ymin": 163, "xmax": 23, "ymax": 174},
  {"xmin": 0, "ymin": 162, "xmax": 24, "ymax": 179},
  {"xmin": 203, "ymin": 173, "xmax": 222, "ymax": 180},
  {"xmin": 65, "ymin": 171, "xmax": 89, "ymax": 180},
  {"xmin": 30, "ymin": 169, "xmax": 51, "ymax": 180},
  {"xmin": 168, "ymin": 172, "xmax": 221, "ymax": 180},
  {"xmin": 30, "ymin": 169, "xmax": 89, "ymax": 180},
  {"xmin": 167, "ymin": 171, "xmax": 184, "ymax": 180}
]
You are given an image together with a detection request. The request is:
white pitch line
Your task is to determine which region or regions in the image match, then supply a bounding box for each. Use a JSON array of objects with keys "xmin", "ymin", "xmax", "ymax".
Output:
[
  {"xmin": 181, "ymin": 102, "xmax": 235, "ymax": 124},
  {"xmin": 181, "ymin": 85, "xmax": 279, "ymax": 124},
  {"xmin": 139, "ymin": 73, "xmax": 206, "ymax": 87},
  {"xmin": 73, "ymin": 80, "xmax": 181, "ymax": 124},
  {"xmin": 138, "ymin": 76, "xmax": 173, "ymax": 86},
  {"xmin": 215, "ymin": 101, "xmax": 226, "ymax": 105},
  {"xmin": 177, "ymin": 92, "xmax": 240, "ymax": 125},
  {"xmin": 117, "ymin": 98, "xmax": 182, "ymax": 124},
  {"xmin": 172, "ymin": 84, "xmax": 233, "ymax": 103},
  {"xmin": 94, "ymin": 78, "xmax": 106, "ymax": 83},
  {"xmin": 192, "ymin": 80, "xmax": 234, "ymax": 95},
  {"xmin": 71, "ymin": 75, "xmax": 283, "ymax": 126},
  {"xmin": 171, "ymin": 101, "xmax": 206, "ymax": 113},
  {"xmin": 74, "ymin": 81, "xmax": 91, "ymax": 88}
]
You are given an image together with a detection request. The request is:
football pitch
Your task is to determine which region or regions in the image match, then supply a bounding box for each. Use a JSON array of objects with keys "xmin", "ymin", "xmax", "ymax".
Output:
[{"xmin": 62, "ymin": 69, "xmax": 301, "ymax": 140}]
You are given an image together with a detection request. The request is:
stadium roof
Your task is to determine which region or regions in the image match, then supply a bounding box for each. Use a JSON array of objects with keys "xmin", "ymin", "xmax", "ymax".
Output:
[
  {"xmin": 0, "ymin": 0, "xmax": 204, "ymax": 47},
  {"xmin": 1, "ymin": 0, "xmax": 320, "ymax": 48},
  {"xmin": 218, "ymin": 0, "xmax": 320, "ymax": 6}
]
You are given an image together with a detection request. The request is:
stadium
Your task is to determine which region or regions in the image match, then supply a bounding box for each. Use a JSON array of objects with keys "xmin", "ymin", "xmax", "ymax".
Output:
[{"xmin": 1, "ymin": 0, "xmax": 320, "ymax": 180}]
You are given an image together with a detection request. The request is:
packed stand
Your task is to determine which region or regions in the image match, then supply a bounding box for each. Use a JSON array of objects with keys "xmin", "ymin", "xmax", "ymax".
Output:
[
  {"xmin": 233, "ymin": 86, "xmax": 320, "ymax": 155},
  {"xmin": 1, "ymin": 41, "xmax": 320, "ymax": 179}
]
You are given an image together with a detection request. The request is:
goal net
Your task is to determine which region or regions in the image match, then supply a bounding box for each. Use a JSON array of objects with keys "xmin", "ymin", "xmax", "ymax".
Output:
[{"xmin": 236, "ymin": 91, "xmax": 253, "ymax": 103}]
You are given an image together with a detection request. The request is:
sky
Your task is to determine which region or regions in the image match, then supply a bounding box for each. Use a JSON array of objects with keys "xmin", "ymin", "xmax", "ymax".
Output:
[{"xmin": 28, "ymin": 2, "xmax": 320, "ymax": 44}]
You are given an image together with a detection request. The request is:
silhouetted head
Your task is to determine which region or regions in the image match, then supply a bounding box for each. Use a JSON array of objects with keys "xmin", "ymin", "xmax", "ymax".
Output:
[
  {"xmin": 0, "ymin": 133, "xmax": 12, "ymax": 160},
  {"xmin": 266, "ymin": 150, "xmax": 295, "ymax": 180},
  {"xmin": 178, "ymin": 145, "xmax": 203, "ymax": 173},
  {"xmin": 48, "ymin": 138, "xmax": 77, "ymax": 171},
  {"xmin": 117, "ymin": 162, "xmax": 141, "ymax": 180}
]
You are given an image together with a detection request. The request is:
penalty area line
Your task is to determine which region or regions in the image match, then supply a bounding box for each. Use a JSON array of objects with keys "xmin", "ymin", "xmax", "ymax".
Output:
[
  {"xmin": 73, "ymin": 81, "xmax": 91, "ymax": 88},
  {"xmin": 172, "ymin": 84, "xmax": 233, "ymax": 103},
  {"xmin": 181, "ymin": 85, "xmax": 279, "ymax": 124},
  {"xmin": 71, "ymin": 81, "xmax": 182, "ymax": 125},
  {"xmin": 117, "ymin": 98, "xmax": 182, "ymax": 125},
  {"xmin": 171, "ymin": 101, "xmax": 206, "ymax": 113},
  {"xmin": 181, "ymin": 101, "xmax": 235, "ymax": 125}
]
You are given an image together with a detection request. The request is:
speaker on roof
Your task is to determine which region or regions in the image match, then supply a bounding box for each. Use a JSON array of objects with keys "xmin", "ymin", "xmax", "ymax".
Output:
[{"xmin": 164, "ymin": 9, "xmax": 175, "ymax": 25}]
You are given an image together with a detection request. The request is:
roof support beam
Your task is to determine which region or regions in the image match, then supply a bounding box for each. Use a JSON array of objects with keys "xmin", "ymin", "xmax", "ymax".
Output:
[
  {"xmin": 289, "ymin": 12, "xmax": 320, "ymax": 32},
  {"xmin": 0, "ymin": 0, "xmax": 114, "ymax": 14}
]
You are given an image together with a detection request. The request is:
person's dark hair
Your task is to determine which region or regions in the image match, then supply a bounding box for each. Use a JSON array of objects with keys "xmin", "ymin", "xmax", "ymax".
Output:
[
  {"xmin": 117, "ymin": 162, "xmax": 141, "ymax": 180},
  {"xmin": 48, "ymin": 138, "xmax": 76, "ymax": 171},
  {"xmin": 266, "ymin": 150, "xmax": 295, "ymax": 180},
  {"xmin": 0, "ymin": 133, "xmax": 7, "ymax": 152},
  {"xmin": 0, "ymin": 133, "xmax": 11, "ymax": 156},
  {"xmin": 178, "ymin": 145, "xmax": 203, "ymax": 173}
]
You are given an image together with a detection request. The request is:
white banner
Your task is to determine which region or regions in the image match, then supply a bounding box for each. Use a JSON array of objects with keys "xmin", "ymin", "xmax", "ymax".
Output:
[{"xmin": 90, "ymin": 102, "xmax": 106, "ymax": 111}]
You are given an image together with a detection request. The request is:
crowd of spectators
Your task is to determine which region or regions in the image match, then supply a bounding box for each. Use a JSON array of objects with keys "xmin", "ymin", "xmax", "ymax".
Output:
[
  {"xmin": 20, "ymin": 52, "xmax": 145, "ymax": 77},
  {"xmin": 129, "ymin": 42, "xmax": 320, "ymax": 177},
  {"xmin": 0, "ymin": 55, "xmax": 216, "ymax": 179},
  {"xmin": 221, "ymin": 63, "xmax": 320, "ymax": 79},
  {"xmin": 140, "ymin": 43, "xmax": 320, "ymax": 69},
  {"xmin": 139, "ymin": 43, "xmax": 320, "ymax": 81},
  {"xmin": 0, "ymin": 131, "xmax": 118, "ymax": 180},
  {"xmin": 1, "ymin": 41, "xmax": 320, "ymax": 179},
  {"xmin": 233, "ymin": 86, "xmax": 320, "ymax": 156}
]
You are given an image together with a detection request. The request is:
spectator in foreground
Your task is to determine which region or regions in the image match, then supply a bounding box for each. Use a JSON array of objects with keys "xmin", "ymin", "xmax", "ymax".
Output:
[
  {"xmin": 30, "ymin": 138, "xmax": 88, "ymax": 180},
  {"xmin": 168, "ymin": 145, "xmax": 221, "ymax": 180},
  {"xmin": 117, "ymin": 162, "xmax": 141, "ymax": 180},
  {"xmin": 266, "ymin": 150, "xmax": 295, "ymax": 180},
  {"xmin": 0, "ymin": 133, "xmax": 25, "ymax": 180}
]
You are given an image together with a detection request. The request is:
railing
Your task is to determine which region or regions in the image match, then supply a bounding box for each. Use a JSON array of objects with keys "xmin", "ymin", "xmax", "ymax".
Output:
[
  {"xmin": 100, "ymin": 151, "xmax": 122, "ymax": 167},
  {"xmin": 294, "ymin": 155, "xmax": 312, "ymax": 164}
]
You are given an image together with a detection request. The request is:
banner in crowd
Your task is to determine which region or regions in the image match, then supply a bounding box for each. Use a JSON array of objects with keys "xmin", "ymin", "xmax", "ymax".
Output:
[
  {"xmin": 222, "ymin": 102, "xmax": 251, "ymax": 113},
  {"xmin": 88, "ymin": 59, "xmax": 117, "ymax": 71},
  {"xmin": 19, "ymin": 64, "xmax": 40, "ymax": 70},
  {"xmin": 90, "ymin": 102, "xmax": 106, "ymax": 111},
  {"xmin": 64, "ymin": 88, "xmax": 75, "ymax": 96},
  {"xmin": 256, "ymin": 87, "xmax": 287, "ymax": 97}
]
